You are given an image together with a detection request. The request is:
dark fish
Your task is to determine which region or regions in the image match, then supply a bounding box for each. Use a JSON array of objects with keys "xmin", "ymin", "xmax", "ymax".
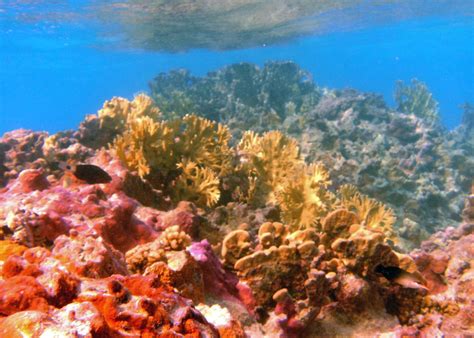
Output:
[
  {"xmin": 62, "ymin": 163, "xmax": 112, "ymax": 184},
  {"xmin": 375, "ymin": 265, "xmax": 428, "ymax": 291}
]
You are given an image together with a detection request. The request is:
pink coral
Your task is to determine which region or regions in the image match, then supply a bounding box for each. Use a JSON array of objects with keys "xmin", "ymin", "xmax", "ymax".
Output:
[
  {"xmin": 16, "ymin": 169, "xmax": 50, "ymax": 193},
  {"xmin": 188, "ymin": 240, "xmax": 241, "ymax": 301}
]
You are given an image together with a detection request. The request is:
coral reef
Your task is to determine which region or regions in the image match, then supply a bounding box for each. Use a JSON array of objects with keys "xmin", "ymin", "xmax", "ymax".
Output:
[
  {"xmin": 0, "ymin": 68, "xmax": 472, "ymax": 336},
  {"xmin": 150, "ymin": 62, "xmax": 320, "ymax": 138},
  {"xmin": 150, "ymin": 62, "xmax": 472, "ymax": 247},
  {"xmin": 108, "ymin": 106, "xmax": 233, "ymax": 208},
  {"xmin": 0, "ymin": 129, "xmax": 92, "ymax": 187},
  {"xmin": 223, "ymin": 211, "xmax": 407, "ymax": 336}
]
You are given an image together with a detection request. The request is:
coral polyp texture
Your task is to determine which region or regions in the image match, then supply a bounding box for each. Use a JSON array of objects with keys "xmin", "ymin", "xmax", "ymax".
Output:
[{"xmin": 0, "ymin": 65, "xmax": 473, "ymax": 336}]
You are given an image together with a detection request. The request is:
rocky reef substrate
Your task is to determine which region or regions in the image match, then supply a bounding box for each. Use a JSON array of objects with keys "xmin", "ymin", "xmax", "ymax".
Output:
[{"xmin": 0, "ymin": 67, "xmax": 472, "ymax": 336}]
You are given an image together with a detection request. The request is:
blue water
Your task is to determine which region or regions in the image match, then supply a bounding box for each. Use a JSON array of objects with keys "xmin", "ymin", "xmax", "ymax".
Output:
[{"xmin": 0, "ymin": 8, "xmax": 472, "ymax": 134}]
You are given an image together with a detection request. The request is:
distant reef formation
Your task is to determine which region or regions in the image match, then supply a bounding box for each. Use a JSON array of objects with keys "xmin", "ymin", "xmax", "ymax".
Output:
[
  {"xmin": 149, "ymin": 61, "xmax": 474, "ymax": 249},
  {"xmin": 0, "ymin": 84, "xmax": 472, "ymax": 336}
]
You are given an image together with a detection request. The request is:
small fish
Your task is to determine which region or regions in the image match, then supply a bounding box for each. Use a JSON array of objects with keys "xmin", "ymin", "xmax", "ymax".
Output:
[
  {"xmin": 61, "ymin": 162, "xmax": 112, "ymax": 184},
  {"xmin": 375, "ymin": 265, "xmax": 428, "ymax": 291}
]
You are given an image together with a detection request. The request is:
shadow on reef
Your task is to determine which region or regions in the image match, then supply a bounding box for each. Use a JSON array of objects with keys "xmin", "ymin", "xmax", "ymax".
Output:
[
  {"xmin": 0, "ymin": 83, "xmax": 473, "ymax": 336},
  {"xmin": 148, "ymin": 61, "xmax": 474, "ymax": 249}
]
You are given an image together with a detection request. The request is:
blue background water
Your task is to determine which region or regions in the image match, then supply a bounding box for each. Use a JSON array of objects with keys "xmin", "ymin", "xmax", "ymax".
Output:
[{"xmin": 1, "ymin": 14, "xmax": 472, "ymax": 134}]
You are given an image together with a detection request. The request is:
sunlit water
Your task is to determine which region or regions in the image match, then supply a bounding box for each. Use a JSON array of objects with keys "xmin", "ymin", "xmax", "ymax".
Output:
[{"xmin": 0, "ymin": 0, "xmax": 472, "ymax": 133}]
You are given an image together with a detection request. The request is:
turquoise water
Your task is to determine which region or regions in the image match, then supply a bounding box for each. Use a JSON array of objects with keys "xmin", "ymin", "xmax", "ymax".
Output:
[{"xmin": 0, "ymin": 1, "xmax": 472, "ymax": 133}]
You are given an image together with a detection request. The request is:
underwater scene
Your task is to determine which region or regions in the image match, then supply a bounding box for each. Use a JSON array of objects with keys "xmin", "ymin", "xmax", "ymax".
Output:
[{"xmin": 0, "ymin": 1, "xmax": 473, "ymax": 337}]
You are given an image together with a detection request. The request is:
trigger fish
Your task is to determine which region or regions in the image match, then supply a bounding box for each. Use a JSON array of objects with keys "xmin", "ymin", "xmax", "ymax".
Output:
[
  {"xmin": 375, "ymin": 265, "xmax": 428, "ymax": 292},
  {"xmin": 61, "ymin": 163, "xmax": 112, "ymax": 184}
]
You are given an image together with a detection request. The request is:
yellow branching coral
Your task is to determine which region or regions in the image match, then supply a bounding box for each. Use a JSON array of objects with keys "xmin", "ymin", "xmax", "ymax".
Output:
[
  {"xmin": 237, "ymin": 130, "xmax": 302, "ymax": 205},
  {"xmin": 174, "ymin": 161, "xmax": 220, "ymax": 207},
  {"xmin": 98, "ymin": 94, "xmax": 161, "ymax": 134},
  {"xmin": 113, "ymin": 116, "xmax": 178, "ymax": 177},
  {"xmin": 337, "ymin": 186, "xmax": 396, "ymax": 239},
  {"xmin": 277, "ymin": 162, "xmax": 334, "ymax": 230},
  {"xmin": 112, "ymin": 114, "xmax": 232, "ymax": 178},
  {"xmin": 110, "ymin": 111, "xmax": 232, "ymax": 207},
  {"xmin": 236, "ymin": 130, "xmax": 336, "ymax": 229},
  {"xmin": 337, "ymin": 184, "xmax": 359, "ymax": 203},
  {"xmin": 175, "ymin": 115, "xmax": 233, "ymax": 177}
]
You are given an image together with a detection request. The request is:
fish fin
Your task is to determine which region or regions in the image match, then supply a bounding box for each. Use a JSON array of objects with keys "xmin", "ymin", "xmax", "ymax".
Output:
[{"xmin": 394, "ymin": 275, "xmax": 429, "ymax": 292}]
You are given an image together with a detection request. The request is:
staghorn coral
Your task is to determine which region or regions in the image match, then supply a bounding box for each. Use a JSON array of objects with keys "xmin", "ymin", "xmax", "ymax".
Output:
[
  {"xmin": 174, "ymin": 114, "xmax": 233, "ymax": 177},
  {"xmin": 337, "ymin": 186, "xmax": 396, "ymax": 239},
  {"xmin": 112, "ymin": 115, "xmax": 177, "ymax": 178},
  {"xmin": 112, "ymin": 111, "xmax": 232, "ymax": 179}
]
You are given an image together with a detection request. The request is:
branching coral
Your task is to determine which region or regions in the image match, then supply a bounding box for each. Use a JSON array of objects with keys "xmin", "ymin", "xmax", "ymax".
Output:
[
  {"xmin": 107, "ymin": 98, "xmax": 233, "ymax": 207},
  {"xmin": 98, "ymin": 94, "xmax": 161, "ymax": 137},
  {"xmin": 337, "ymin": 185, "xmax": 396, "ymax": 239},
  {"xmin": 395, "ymin": 79, "xmax": 439, "ymax": 123},
  {"xmin": 146, "ymin": 64, "xmax": 473, "ymax": 249},
  {"xmin": 174, "ymin": 161, "xmax": 221, "ymax": 208},
  {"xmin": 277, "ymin": 163, "xmax": 334, "ymax": 229},
  {"xmin": 113, "ymin": 116, "xmax": 177, "ymax": 178},
  {"xmin": 235, "ymin": 130, "xmax": 336, "ymax": 229},
  {"xmin": 175, "ymin": 115, "xmax": 233, "ymax": 177},
  {"xmin": 237, "ymin": 130, "xmax": 303, "ymax": 206}
]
